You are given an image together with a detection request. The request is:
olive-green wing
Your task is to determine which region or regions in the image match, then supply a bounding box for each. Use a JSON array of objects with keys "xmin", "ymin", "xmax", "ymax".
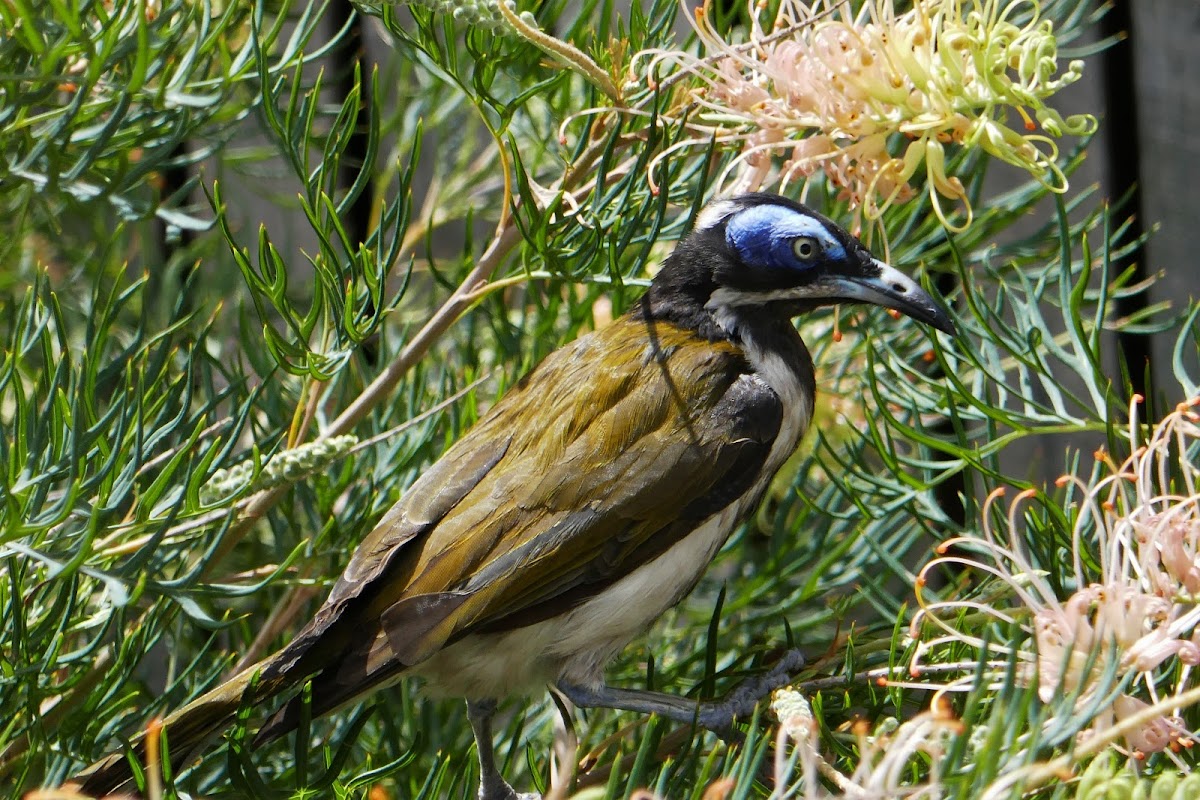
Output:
[
  {"xmin": 268, "ymin": 318, "xmax": 783, "ymax": 687},
  {"xmin": 263, "ymin": 414, "xmax": 515, "ymax": 679},
  {"xmin": 358, "ymin": 323, "xmax": 782, "ymax": 662},
  {"xmin": 264, "ymin": 325, "xmax": 640, "ymax": 680}
]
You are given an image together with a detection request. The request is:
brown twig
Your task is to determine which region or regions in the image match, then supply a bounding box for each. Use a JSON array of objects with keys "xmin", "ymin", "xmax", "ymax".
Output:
[
  {"xmin": 200, "ymin": 127, "xmax": 619, "ymax": 568},
  {"xmin": 229, "ymin": 582, "xmax": 321, "ymax": 675}
]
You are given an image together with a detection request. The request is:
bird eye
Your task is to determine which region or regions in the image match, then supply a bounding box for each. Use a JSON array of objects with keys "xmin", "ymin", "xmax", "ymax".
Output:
[{"xmin": 792, "ymin": 236, "xmax": 820, "ymax": 260}]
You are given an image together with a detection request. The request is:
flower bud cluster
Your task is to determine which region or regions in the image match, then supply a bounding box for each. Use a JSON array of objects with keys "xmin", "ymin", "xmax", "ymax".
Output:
[
  {"xmin": 200, "ymin": 435, "xmax": 359, "ymax": 504},
  {"xmin": 402, "ymin": 0, "xmax": 529, "ymax": 32},
  {"xmin": 1078, "ymin": 753, "xmax": 1200, "ymax": 799}
]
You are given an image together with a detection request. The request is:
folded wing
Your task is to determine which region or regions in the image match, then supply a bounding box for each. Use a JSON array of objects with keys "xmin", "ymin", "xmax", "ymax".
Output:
[{"xmin": 259, "ymin": 315, "xmax": 785, "ymax": 729}]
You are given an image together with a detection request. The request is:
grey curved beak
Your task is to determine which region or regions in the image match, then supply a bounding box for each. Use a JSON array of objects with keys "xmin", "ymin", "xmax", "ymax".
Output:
[{"xmin": 832, "ymin": 259, "xmax": 956, "ymax": 336}]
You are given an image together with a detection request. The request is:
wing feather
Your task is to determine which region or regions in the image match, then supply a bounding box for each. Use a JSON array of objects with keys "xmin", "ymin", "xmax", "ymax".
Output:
[{"xmin": 269, "ymin": 316, "xmax": 787, "ymax": 695}]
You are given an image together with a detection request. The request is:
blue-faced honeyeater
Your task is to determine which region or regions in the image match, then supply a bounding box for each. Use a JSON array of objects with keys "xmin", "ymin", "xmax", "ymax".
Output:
[{"xmin": 76, "ymin": 193, "xmax": 955, "ymax": 799}]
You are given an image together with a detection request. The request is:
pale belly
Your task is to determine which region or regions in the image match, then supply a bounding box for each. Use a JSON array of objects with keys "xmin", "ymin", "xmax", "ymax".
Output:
[{"xmin": 409, "ymin": 505, "xmax": 741, "ymax": 700}]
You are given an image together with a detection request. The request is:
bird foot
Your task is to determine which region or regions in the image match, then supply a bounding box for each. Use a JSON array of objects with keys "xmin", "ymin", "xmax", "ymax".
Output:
[
  {"xmin": 557, "ymin": 648, "xmax": 805, "ymax": 741},
  {"xmin": 694, "ymin": 648, "xmax": 806, "ymax": 736}
]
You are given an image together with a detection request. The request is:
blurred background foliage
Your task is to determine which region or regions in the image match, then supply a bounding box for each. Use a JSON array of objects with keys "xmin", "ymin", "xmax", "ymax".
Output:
[{"xmin": 2, "ymin": 0, "xmax": 1198, "ymax": 798}]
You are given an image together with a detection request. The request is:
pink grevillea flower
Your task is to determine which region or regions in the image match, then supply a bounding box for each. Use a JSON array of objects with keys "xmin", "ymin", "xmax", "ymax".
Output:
[
  {"xmin": 909, "ymin": 396, "xmax": 1200, "ymax": 759},
  {"xmin": 637, "ymin": 0, "xmax": 1095, "ymax": 233}
]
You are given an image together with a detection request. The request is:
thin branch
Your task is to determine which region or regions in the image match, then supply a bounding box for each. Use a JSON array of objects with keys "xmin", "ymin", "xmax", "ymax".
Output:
[
  {"xmin": 228, "ymin": 582, "xmax": 320, "ymax": 675},
  {"xmin": 494, "ymin": 0, "xmax": 620, "ymax": 102}
]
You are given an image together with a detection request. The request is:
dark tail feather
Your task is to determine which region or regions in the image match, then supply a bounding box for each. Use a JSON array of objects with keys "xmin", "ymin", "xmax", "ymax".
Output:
[
  {"xmin": 73, "ymin": 641, "xmax": 408, "ymax": 797},
  {"xmin": 73, "ymin": 658, "xmax": 284, "ymax": 798},
  {"xmin": 252, "ymin": 658, "xmax": 408, "ymax": 747}
]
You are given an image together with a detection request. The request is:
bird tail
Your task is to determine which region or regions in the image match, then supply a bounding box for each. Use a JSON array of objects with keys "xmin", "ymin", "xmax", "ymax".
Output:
[{"xmin": 72, "ymin": 657, "xmax": 287, "ymax": 798}]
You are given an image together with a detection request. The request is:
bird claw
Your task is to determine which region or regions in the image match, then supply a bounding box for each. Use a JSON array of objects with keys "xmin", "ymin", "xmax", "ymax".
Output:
[{"xmin": 695, "ymin": 648, "xmax": 806, "ymax": 737}]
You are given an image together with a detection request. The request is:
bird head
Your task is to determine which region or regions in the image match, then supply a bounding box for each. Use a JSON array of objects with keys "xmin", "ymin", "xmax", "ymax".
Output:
[{"xmin": 648, "ymin": 193, "xmax": 955, "ymax": 336}]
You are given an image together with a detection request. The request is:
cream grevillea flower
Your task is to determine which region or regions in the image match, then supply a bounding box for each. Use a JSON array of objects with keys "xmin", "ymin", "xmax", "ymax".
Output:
[
  {"xmin": 770, "ymin": 689, "xmax": 958, "ymax": 798},
  {"xmin": 637, "ymin": 0, "xmax": 1096, "ymax": 233},
  {"xmin": 909, "ymin": 396, "xmax": 1200, "ymax": 759}
]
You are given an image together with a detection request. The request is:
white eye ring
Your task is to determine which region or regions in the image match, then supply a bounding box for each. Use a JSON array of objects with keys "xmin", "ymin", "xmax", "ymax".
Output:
[{"xmin": 792, "ymin": 236, "xmax": 820, "ymax": 260}]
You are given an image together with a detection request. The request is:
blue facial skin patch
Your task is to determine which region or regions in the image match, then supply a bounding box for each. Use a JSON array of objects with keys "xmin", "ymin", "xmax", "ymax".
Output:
[{"xmin": 725, "ymin": 205, "xmax": 846, "ymax": 269}]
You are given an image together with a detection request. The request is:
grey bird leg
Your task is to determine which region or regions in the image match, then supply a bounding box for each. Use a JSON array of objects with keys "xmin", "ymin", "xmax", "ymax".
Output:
[
  {"xmin": 466, "ymin": 699, "xmax": 538, "ymax": 800},
  {"xmin": 557, "ymin": 649, "xmax": 804, "ymax": 738}
]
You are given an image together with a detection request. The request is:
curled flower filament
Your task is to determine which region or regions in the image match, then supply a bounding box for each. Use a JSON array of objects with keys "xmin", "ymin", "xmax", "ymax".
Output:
[{"xmin": 635, "ymin": 0, "xmax": 1096, "ymax": 232}]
